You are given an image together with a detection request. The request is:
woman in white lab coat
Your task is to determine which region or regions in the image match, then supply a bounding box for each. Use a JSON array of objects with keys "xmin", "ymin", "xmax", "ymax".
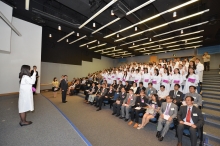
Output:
[
  {"xmin": 133, "ymin": 69, "xmax": 142, "ymax": 84},
  {"xmin": 151, "ymin": 69, "xmax": 161, "ymax": 91},
  {"xmin": 122, "ymin": 71, "xmax": 129, "ymax": 85},
  {"xmin": 142, "ymin": 68, "xmax": 151, "ymax": 88},
  {"xmin": 130, "ymin": 82, "xmax": 138, "ymax": 93},
  {"xmin": 116, "ymin": 70, "xmax": 123, "ymax": 84},
  {"xmin": 18, "ymin": 65, "xmax": 36, "ymax": 126},
  {"xmin": 170, "ymin": 68, "xmax": 183, "ymax": 91},
  {"xmin": 182, "ymin": 67, "xmax": 199, "ymax": 94},
  {"xmin": 161, "ymin": 68, "xmax": 171, "ymax": 92},
  {"xmin": 111, "ymin": 71, "xmax": 117, "ymax": 84}
]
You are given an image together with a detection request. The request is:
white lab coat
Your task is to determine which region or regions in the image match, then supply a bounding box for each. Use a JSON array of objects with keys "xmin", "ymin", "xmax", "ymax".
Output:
[
  {"xmin": 18, "ymin": 72, "xmax": 36, "ymax": 113},
  {"xmin": 106, "ymin": 74, "xmax": 112, "ymax": 84},
  {"xmin": 170, "ymin": 74, "xmax": 183, "ymax": 91},
  {"xmin": 196, "ymin": 62, "xmax": 204, "ymax": 82},
  {"xmin": 122, "ymin": 75, "xmax": 129, "ymax": 85},
  {"xmin": 111, "ymin": 73, "xmax": 117, "ymax": 83},
  {"xmin": 161, "ymin": 73, "xmax": 171, "ymax": 92},
  {"xmin": 182, "ymin": 74, "xmax": 199, "ymax": 94},
  {"xmin": 133, "ymin": 73, "xmax": 142, "ymax": 84},
  {"xmin": 142, "ymin": 73, "xmax": 151, "ymax": 87},
  {"xmin": 148, "ymin": 67, "xmax": 155, "ymax": 75},
  {"xmin": 151, "ymin": 75, "xmax": 161, "ymax": 91}
]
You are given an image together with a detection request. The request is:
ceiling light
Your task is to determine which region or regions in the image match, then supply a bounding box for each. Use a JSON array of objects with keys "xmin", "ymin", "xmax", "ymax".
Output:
[
  {"xmin": 57, "ymin": 31, "xmax": 75, "ymax": 42},
  {"xmin": 87, "ymin": 45, "xmax": 89, "ymax": 48},
  {"xmin": 150, "ymin": 38, "xmax": 152, "ymax": 41},
  {"xmin": 79, "ymin": 0, "xmax": 117, "ymax": 29},
  {"xmin": 77, "ymin": 33, "xmax": 79, "ymax": 36},
  {"xmin": 133, "ymin": 43, "xmax": 135, "ymax": 45},
  {"xmin": 49, "ymin": 34, "xmax": 52, "ymax": 37},
  {"xmin": 181, "ymin": 30, "xmax": 183, "ymax": 34},
  {"xmin": 120, "ymin": 38, "xmax": 148, "ymax": 46},
  {"xmin": 104, "ymin": 0, "xmax": 198, "ymax": 38},
  {"xmin": 111, "ymin": 10, "xmax": 114, "ymax": 15},
  {"xmin": 135, "ymin": 27, "xmax": 137, "ymax": 31},
  {"xmin": 98, "ymin": 41, "xmax": 100, "ymax": 44},
  {"xmin": 66, "ymin": 39, "xmax": 69, "ymax": 42},
  {"xmin": 185, "ymin": 41, "xmax": 202, "ymax": 45},
  {"xmin": 117, "ymin": 34, "xmax": 119, "ymax": 38},
  {"xmin": 69, "ymin": 35, "xmax": 87, "ymax": 44},
  {"xmin": 80, "ymin": 40, "xmax": 97, "ymax": 47},
  {"xmin": 166, "ymin": 44, "xmax": 180, "ymax": 48},
  {"xmin": 25, "ymin": 0, "xmax": 30, "ymax": 10},
  {"xmin": 126, "ymin": 0, "xmax": 155, "ymax": 15},
  {"xmin": 173, "ymin": 11, "xmax": 177, "ymax": 17},
  {"xmin": 88, "ymin": 43, "xmax": 107, "ymax": 49},
  {"xmin": 154, "ymin": 21, "xmax": 208, "ymax": 37},
  {"xmin": 174, "ymin": 9, "xmax": 209, "ymax": 22},
  {"xmin": 58, "ymin": 25, "xmax": 61, "ymax": 30},
  {"xmin": 184, "ymin": 36, "xmax": 203, "ymax": 41},
  {"xmin": 92, "ymin": 18, "xmax": 120, "ymax": 34},
  {"xmin": 93, "ymin": 22, "xmax": 96, "ymax": 28},
  {"xmin": 179, "ymin": 30, "xmax": 204, "ymax": 37}
]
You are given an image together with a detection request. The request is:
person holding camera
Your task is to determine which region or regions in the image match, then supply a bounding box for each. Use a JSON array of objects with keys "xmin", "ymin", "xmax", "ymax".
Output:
[{"xmin": 202, "ymin": 52, "xmax": 211, "ymax": 71}]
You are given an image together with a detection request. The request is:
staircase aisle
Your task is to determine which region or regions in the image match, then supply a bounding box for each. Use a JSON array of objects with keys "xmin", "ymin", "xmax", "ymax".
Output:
[{"xmin": 202, "ymin": 69, "xmax": 220, "ymax": 146}]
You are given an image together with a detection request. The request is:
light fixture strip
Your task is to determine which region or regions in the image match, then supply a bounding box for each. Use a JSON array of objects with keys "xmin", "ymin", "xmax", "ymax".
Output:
[
  {"xmin": 69, "ymin": 35, "xmax": 87, "ymax": 44},
  {"xmin": 126, "ymin": 0, "xmax": 155, "ymax": 15},
  {"xmin": 79, "ymin": 0, "xmax": 117, "ymax": 29},
  {"xmin": 57, "ymin": 31, "xmax": 75, "ymax": 42},
  {"xmin": 80, "ymin": 40, "xmax": 97, "ymax": 47},
  {"xmin": 114, "ymin": 9, "xmax": 209, "ymax": 42},
  {"xmin": 120, "ymin": 38, "xmax": 148, "ymax": 46},
  {"xmin": 88, "ymin": 43, "xmax": 107, "ymax": 49},
  {"xmin": 104, "ymin": 0, "xmax": 199, "ymax": 38}
]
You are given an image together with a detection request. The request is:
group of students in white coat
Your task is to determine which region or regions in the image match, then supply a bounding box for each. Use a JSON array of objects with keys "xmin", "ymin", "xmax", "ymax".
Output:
[{"xmin": 101, "ymin": 57, "xmax": 204, "ymax": 94}]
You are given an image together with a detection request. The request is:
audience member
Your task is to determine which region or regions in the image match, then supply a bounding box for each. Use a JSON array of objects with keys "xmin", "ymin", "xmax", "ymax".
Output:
[
  {"xmin": 202, "ymin": 52, "xmax": 210, "ymax": 71},
  {"xmin": 157, "ymin": 85, "xmax": 169, "ymax": 103},
  {"xmin": 169, "ymin": 84, "xmax": 184, "ymax": 108}
]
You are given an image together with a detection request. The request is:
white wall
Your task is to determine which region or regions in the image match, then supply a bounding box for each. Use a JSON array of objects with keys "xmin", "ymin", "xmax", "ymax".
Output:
[
  {"xmin": 0, "ymin": 1, "xmax": 12, "ymax": 52},
  {"xmin": 0, "ymin": 17, "xmax": 42, "ymax": 94},
  {"xmin": 40, "ymin": 56, "xmax": 114, "ymax": 89}
]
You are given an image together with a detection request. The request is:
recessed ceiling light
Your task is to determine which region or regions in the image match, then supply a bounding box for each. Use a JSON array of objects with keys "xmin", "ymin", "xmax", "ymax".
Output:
[
  {"xmin": 58, "ymin": 25, "xmax": 61, "ymax": 30},
  {"xmin": 111, "ymin": 10, "xmax": 114, "ymax": 15},
  {"xmin": 117, "ymin": 34, "xmax": 119, "ymax": 38},
  {"xmin": 66, "ymin": 39, "xmax": 69, "ymax": 42},
  {"xmin": 181, "ymin": 29, "xmax": 183, "ymax": 34},
  {"xmin": 135, "ymin": 27, "xmax": 137, "ymax": 31},
  {"xmin": 25, "ymin": 0, "xmax": 30, "ymax": 10},
  {"xmin": 49, "ymin": 34, "xmax": 52, "ymax": 37},
  {"xmin": 173, "ymin": 11, "xmax": 177, "ymax": 17},
  {"xmin": 77, "ymin": 33, "xmax": 79, "ymax": 37},
  {"xmin": 93, "ymin": 22, "xmax": 96, "ymax": 28}
]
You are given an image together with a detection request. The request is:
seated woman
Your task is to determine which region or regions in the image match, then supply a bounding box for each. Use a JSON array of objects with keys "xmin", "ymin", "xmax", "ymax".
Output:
[
  {"xmin": 124, "ymin": 81, "xmax": 131, "ymax": 93},
  {"xmin": 70, "ymin": 80, "xmax": 81, "ymax": 95},
  {"xmin": 137, "ymin": 94, "xmax": 161, "ymax": 129},
  {"xmin": 128, "ymin": 91, "xmax": 149, "ymax": 128},
  {"xmin": 84, "ymin": 83, "xmax": 97, "ymax": 102},
  {"xmin": 130, "ymin": 82, "xmax": 137, "ymax": 93},
  {"xmin": 112, "ymin": 80, "xmax": 117, "ymax": 90}
]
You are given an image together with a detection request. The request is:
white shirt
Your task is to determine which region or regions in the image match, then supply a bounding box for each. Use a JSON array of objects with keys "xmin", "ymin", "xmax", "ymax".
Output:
[
  {"xmin": 157, "ymin": 89, "xmax": 169, "ymax": 99},
  {"xmin": 183, "ymin": 106, "xmax": 194, "ymax": 124}
]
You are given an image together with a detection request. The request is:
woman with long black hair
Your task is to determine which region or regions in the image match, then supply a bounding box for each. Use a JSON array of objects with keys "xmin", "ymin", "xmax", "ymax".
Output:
[{"xmin": 18, "ymin": 65, "xmax": 36, "ymax": 126}]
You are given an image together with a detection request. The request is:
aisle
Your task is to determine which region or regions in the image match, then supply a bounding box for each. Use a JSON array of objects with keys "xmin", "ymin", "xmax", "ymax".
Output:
[
  {"xmin": 0, "ymin": 94, "xmax": 88, "ymax": 146},
  {"xmin": 42, "ymin": 91, "xmax": 192, "ymax": 146}
]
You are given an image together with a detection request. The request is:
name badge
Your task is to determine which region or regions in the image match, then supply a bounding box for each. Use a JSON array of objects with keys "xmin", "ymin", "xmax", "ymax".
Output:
[
  {"xmin": 177, "ymin": 95, "xmax": 180, "ymax": 96},
  {"xmin": 193, "ymin": 97, "xmax": 196, "ymax": 99},
  {"xmin": 117, "ymin": 93, "xmax": 119, "ymax": 94},
  {"xmin": 131, "ymin": 98, "xmax": 133, "ymax": 100},
  {"xmin": 171, "ymin": 108, "xmax": 174, "ymax": 110},
  {"xmin": 193, "ymin": 113, "xmax": 198, "ymax": 116},
  {"xmin": 151, "ymin": 91, "xmax": 153, "ymax": 93}
]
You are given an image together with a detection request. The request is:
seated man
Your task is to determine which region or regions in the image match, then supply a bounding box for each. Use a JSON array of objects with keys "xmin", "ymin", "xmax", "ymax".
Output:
[
  {"xmin": 70, "ymin": 80, "xmax": 81, "ymax": 95},
  {"xmin": 84, "ymin": 77, "xmax": 92, "ymax": 94},
  {"xmin": 87, "ymin": 84, "xmax": 101, "ymax": 104},
  {"xmin": 96, "ymin": 85, "xmax": 115, "ymax": 111},
  {"xmin": 85, "ymin": 83, "xmax": 97, "ymax": 102},
  {"xmin": 128, "ymin": 91, "xmax": 148, "ymax": 128},
  {"xmin": 156, "ymin": 96, "xmax": 178, "ymax": 141},
  {"xmin": 177, "ymin": 96, "xmax": 204, "ymax": 146},
  {"xmin": 145, "ymin": 83, "xmax": 157, "ymax": 99},
  {"xmin": 183, "ymin": 86, "xmax": 202, "ymax": 108},
  {"xmin": 135, "ymin": 82, "xmax": 146, "ymax": 95},
  {"xmin": 112, "ymin": 87, "xmax": 127, "ymax": 117},
  {"xmin": 120, "ymin": 89, "xmax": 136, "ymax": 121},
  {"xmin": 157, "ymin": 85, "xmax": 169, "ymax": 103},
  {"xmin": 169, "ymin": 84, "xmax": 184, "ymax": 108},
  {"xmin": 95, "ymin": 83, "xmax": 108, "ymax": 109}
]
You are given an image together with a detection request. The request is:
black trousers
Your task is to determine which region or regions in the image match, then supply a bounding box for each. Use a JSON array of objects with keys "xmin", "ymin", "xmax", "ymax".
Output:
[
  {"xmin": 130, "ymin": 108, "xmax": 146, "ymax": 123},
  {"xmin": 85, "ymin": 94, "xmax": 89, "ymax": 100},
  {"xmin": 97, "ymin": 96, "xmax": 109, "ymax": 109},
  {"xmin": 204, "ymin": 62, "xmax": 210, "ymax": 71},
  {"xmin": 62, "ymin": 90, "xmax": 67, "ymax": 102},
  {"xmin": 113, "ymin": 103, "xmax": 122, "ymax": 115},
  {"xmin": 32, "ymin": 79, "xmax": 38, "ymax": 94},
  {"xmin": 177, "ymin": 124, "xmax": 197, "ymax": 146}
]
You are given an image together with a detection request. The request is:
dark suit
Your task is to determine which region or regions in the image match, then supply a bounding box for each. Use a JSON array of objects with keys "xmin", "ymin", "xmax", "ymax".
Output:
[
  {"xmin": 60, "ymin": 79, "xmax": 68, "ymax": 102},
  {"xmin": 113, "ymin": 92, "xmax": 127, "ymax": 116},
  {"xmin": 121, "ymin": 94, "xmax": 137, "ymax": 119},
  {"xmin": 130, "ymin": 96, "xmax": 148, "ymax": 123},
  {"xmin": 177, "ymin": 106, "xmax": 204, "ymax": 146},
  {"xmin": 135, "ymin": 86, "xmax": 146, "ymax": 94},
  {"xmin": 124, "ymin": 84, "xmax": 131, "ymax": 92},
  {"xmin": 96, "ymin": 88, "xmax": 108, "ymax": 109},
  {"xmin": 169, "ymin": 90, "xmax": 184, "ymax": 108},
  {"xmin": 116, "ymin": 84, "xmax": 124, "ymax": 92},
  {"xmin": 31, "ymin": 70, "xmax": 39, "ymax": 94},
  {"xmin": 97, "ymin": 89, "xmax": 115, "ymax": 110}
]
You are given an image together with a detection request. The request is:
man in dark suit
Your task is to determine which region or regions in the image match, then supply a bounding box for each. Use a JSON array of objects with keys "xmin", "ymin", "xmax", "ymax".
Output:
[
  {"xmin": 116, "ymin": 81, "xmax": 124, "ymax": 93},
  {"xmin": 135, "ymin": 82, "xmax": 146, "ymax": 95},
  {"xmin": 169, "ymin": 84, "xmax": 184, "ymax": 108},
  {"xmin": 60, "ymin": 75, "xmax": 68, "ymax": 103},
  {"xmin": 31, "ymin": 65, "xmax": 39, "ymax": 95},
  {"xmin": 156, "ymin": 96, "xmax": 178, "ymax": 141},
  {"xmin": 112, "ymin": 87, "xmax": 127, "ymax": 117},
  {"xmin": 120, "ymin": 89, "xmax": 136, "ymax": 121},
  {"xmin": 177, "ymin": 96, "xmax": 204, "ymax": 146},
  {"xmin": 96, "ymin": 83, "xmax": 108, "ymax": 111}
]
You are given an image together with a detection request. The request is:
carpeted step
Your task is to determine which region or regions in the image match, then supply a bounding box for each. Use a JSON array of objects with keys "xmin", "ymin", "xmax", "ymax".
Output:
[
  {"xmin": 202, "ymin": 87, "xmax": 220, "ymax": 92},
  {"xmin": 202, "ymin": 109, "xmax": 220, "ymax": 119},
  {"xmin": 202, "ymin": 90, "xmax": 220, "ymax": 96},
  {"xmin": 203, "ymin": 124, "xmax": 220, "ymax": 141},
  {"xmin": 202, "ymin": 94, "xmax": 220, "ymax": 100},
  {"xmin": 202, "ymin": 98, "xmax": 220, "ymax": 106},
  {"xmin": 202, "ymin": 82, "xmax": 220, "ymax": 85},
  {"xmin": 205, "ymin": 117, "xmax": 220, "ymax": 128},
  {"xmin": 203, "ymin": 103, "xmax": 220, "ymax": 111},
  {"xmin": 203, "ymin": 80, "xmax": 220, "ymax": 83}
]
